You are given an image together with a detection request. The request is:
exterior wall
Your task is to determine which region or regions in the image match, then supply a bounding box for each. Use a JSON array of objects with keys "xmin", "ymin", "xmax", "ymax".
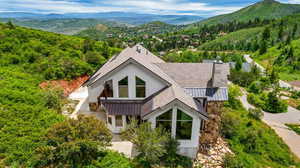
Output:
[
  {"xmin": 107, "ymin": 115, "xmax": 127, "ymax": 134},
  {"xmin": 87, "ymin": 63, "xmax": 167, "ymax": 103},
  {"xmin": 147, "ymin": 102, "xmax": 203, "ymax": 158}
]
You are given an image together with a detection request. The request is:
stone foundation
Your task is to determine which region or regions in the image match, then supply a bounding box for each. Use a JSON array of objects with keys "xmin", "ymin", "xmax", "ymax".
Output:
[{"xmin": 194, "ymin": 137, "xmax": 233, "ymax": 168}]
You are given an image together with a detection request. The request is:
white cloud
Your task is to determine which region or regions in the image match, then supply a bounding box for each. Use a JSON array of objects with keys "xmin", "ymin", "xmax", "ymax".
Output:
[
  {"xmin": 278, "ymin": 0, "xmax": 300, "ymax": 3},
  {"xmin": 0, "ymin": 0, "xmax": 244, "ymax": 16}
]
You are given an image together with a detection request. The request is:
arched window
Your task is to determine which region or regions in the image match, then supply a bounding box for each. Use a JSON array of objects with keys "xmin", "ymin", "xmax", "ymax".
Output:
[
  {"xmin": 136, "ymin": 76, "xmax": 146, "ymax": 98},
  {"xmin": 176, "ymin": 109, "xmax": 193, "ymax": 140},
  {"xmin": 118, "ymin": 77, "xmax": 128, "ymax": 98}
]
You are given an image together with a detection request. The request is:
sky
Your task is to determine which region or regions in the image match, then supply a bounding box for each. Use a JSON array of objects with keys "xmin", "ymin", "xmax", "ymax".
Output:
[{"xmin": 0, "ymin": 0, "xmax": 299, "ymax": 17}]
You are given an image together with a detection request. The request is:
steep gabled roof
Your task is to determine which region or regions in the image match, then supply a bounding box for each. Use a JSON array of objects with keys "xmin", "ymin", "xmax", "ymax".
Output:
[
  {"xmin": 84, "ymin": 44, "xmax": 170, "ymax": 87},
  {"xmin": 84, "ymin": 44, "xmax": 228, "ymax": 119}
]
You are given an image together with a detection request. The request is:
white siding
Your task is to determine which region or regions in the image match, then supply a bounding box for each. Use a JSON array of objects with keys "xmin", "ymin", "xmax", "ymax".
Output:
[
  {"xmin": 147, "ymin": 103, "xmax": 202, "ymax": 158},
  {"xmin": 88, "ymin": 63, "xmax": 167, "ymax": 102}
]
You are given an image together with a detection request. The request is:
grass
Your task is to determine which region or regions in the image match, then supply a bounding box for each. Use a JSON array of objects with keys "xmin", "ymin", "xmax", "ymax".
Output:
[
  {"xmin": 286, "ymin": 124, "xmax": 300, "ymax": 135},
  {"xmin": 221, "ymin": 85, "xmax": 300, "ymax": 168},
  {"xmin": 253, "ymin": 39, "xmax": 300, "ymax": 81},
  {"xmin": 200, "ymin": 27, "xmax": 264, "ymax": 51}
]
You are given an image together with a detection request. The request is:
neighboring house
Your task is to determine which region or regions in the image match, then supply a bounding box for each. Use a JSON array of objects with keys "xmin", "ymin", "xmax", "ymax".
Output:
[
  {"xmin": 203, "ymin": 59, "xmax": 252, "ymax": 72},
  {"xmin": 83, "ymin": 44, "xmax": 229, "ymax": 158}
]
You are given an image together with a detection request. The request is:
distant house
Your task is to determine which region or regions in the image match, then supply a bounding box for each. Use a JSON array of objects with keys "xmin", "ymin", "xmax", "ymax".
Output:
[
  {"xmin": 83, "ymin": 45, "xmax": 229, "ymax": 158},
  {"xmin": 203, "ymin": 59, "xmax": 252, "ymax": 72}
]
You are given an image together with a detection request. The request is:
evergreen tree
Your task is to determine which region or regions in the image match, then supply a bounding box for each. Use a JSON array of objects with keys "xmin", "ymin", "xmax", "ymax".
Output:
[
  {"xmin": 292, "ymin": 24, "xmax": 298, "ymax": 38},
  {"xmin": 259, "ymin": 40, "xmax": 267, "ymax": 55},
  {"xmin": 262, "ymin": 27, "xmax": 270, "ymax": 40},
  {"xmin": 6, "ymin": 20, "xmax": 15, "ymax": 29},
  {"xmin": 278, "ymin": 26, "xmax": 284, "ymax": 42}
]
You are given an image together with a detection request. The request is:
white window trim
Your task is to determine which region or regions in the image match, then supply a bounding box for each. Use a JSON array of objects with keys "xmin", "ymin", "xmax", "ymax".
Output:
[{"xmin": 155, "ymin": 106, "xmax": 194, "ymax": 141}]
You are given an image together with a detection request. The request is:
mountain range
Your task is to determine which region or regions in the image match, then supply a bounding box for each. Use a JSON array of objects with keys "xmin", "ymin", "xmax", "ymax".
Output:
[{"xmin": 0, "ymin": 12, "xmax": 203, "ymax": 25}]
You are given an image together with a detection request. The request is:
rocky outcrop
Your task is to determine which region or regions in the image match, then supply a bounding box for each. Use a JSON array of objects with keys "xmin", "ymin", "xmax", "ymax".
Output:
[{"xmin": 194, "ymin": 137, "xmax": 233, "ymax": 168}]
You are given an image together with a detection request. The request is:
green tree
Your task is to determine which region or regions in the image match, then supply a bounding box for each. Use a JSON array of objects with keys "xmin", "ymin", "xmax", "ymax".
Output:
[
  {"xmin": 32, "ymin": 115, "xmax": 112, "ymax": 167},
  {"xmin": 259, "ymin": 40, "xmax": 267, "ymax": 55},
  {"xmin": 292, "ymin": 24, "xmax": 298, "ymax": 38},
  {"xmin": 121, "ymin": 119, "xmax": 169, "ymax": 167},
  {"xmin": 262, "ymin": 27, "xmax": 270, "ymax": 40}
]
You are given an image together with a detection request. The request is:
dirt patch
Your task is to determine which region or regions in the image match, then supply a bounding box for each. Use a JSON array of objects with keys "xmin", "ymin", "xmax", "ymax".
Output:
[
  {"xmin": 39, "ymin": 75, "xmax": 89, "ymax": 96},
  {"xmin": 289, "ymin": 81, "xmax": 300, "ymax": 88}
]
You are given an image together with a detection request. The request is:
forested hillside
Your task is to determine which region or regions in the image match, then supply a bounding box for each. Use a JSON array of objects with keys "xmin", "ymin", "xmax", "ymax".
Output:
[
  {"xmin": 253, "ymin": 38, "xmax": 300, "ymax": 81},
  {"xmin": 76, "ymin": 21, "xmax": 182, "ymax": 42},
  {"xmin": 0, "ymin": 22, "xmax": 120, "ymax": 166},
  {"xmin": 193, "ymin": 0, "xmax": 300, "ymax": 26},
  {"xmin": 0, "ymin": 18, "xmax": 127, "ymax": 35},
  {"xmin": 200, "ymin": 13, "xmax": 300, "ymax": 52}
]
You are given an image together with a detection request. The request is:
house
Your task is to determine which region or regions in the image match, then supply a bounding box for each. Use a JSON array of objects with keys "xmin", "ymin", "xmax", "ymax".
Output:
[{"xmin": 83, "ymin": 44, "xmax": 229, "ymax": 158}]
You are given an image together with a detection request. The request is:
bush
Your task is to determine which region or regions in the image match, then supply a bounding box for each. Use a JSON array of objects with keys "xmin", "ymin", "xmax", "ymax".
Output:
[
  {"xmin": 121, "ymin": 120, "xmax": 169, "ymax": 167},
  {"xmin": 247, "ymin": 93, "xmax": 265, "ymax": 108},
  {"xmin": 162, "ymin": 137, "xmax": 193, "ymax": 168},
  {"xmin": 31, "ymin": 115, "xmax": 112, "ymax": 167},
  {"xmin": 224, "ymin": 85, "xmax": 243, "ymax": 109},
  {"xmin": 263, "ymin": 91, "xmax": 288, "ymax": 113},
  {"xmin": 248, "ymin": 81, "xmax": 263, "ymax": 94},
  {"xmin": 92, "ymin": 151, "xmax": 133, "ymax": 168},
  {"xmin": 221, "ymin": 109, "xmax": 242, "ymax": 139},
  {"xmin": 248, "ymin": 108, "xmax": 263, "ymax": 120},
  {"xmin": 223, "ymin": 154, "xmax": 245, "ymax": 168}
]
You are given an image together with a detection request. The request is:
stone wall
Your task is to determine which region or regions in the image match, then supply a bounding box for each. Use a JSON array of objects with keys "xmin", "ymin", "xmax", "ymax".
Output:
[{"xmin": 199, "ymin": 101, "xmax": 223, "ymax": 153}]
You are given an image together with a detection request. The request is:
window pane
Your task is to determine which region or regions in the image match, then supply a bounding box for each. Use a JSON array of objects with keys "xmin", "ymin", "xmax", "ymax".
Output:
[
  {"xmin": 157, "ymin": 121, "xmax": 172, "ymax": 133},
  {"xmin": 108, "ymin": 116, "xmax": 112, "ymax": 125},
  {"xmin": 136, "ymin": 86, "xmax": 146, "ymax": 98},
  {"xmin": 176, "ymin": 121, "xmax": 192, "ymax": 140},
  {"xmin": 105, "ymin": 80, "xmax": 113, "ymax": 97},
  {"xmin": 157, "ymin": 109, "xmax": 172, "ymax": 120},
  {"xmin": 116, "ymin": 115, "xmax": 123, "ymax": 127},
  {"xmin": 118, "ymin": 77, "xmax": 128, "ymax": 98},
  {"xmin": 177, "ymin": 109, "xmax": 192, "ymax": 121},
  {"xmin": 136, "ymin": 76, "xmax": 145, "ymax": 98}
]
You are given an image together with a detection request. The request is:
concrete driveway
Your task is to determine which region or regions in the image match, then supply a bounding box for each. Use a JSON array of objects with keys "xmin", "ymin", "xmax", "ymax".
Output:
[{"xmin": 239, "ymin": 90, "xmax": 300, "ymax": 158}]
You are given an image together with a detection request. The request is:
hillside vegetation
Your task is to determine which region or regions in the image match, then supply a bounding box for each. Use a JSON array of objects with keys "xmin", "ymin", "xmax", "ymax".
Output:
[
  {"xmin": 0, "ymin": 22, "xmax": 120, "ymax": 166},
  {"xmin": 200, "ymin": 13, "xmax": 300, "ymax": 52},
  {"xmin": 222, "ymin": 85, "xmax": 300, "ymax": 168},
  {"xmin": 76, "ymin": 21, "xmax": 182, "ymax": 41},
  {"xmin": 193, "ymin": 0, "xmax": 300, "ymax": 26},
  {"xmin": 253, "ymin": 39, "xmax": 300, "ymax": 81}
]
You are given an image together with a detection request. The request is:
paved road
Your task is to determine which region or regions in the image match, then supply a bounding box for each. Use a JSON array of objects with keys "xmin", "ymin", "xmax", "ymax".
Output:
[
  {"xmin": 239, "ymin": 89, "xmax": 300, "ymax": 158},
  {"xmin": 244, "ymin": 55, "xmax": 300, "ymax": 91}
]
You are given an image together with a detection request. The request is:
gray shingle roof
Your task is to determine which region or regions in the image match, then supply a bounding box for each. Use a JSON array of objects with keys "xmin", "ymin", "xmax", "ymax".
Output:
[
  {"xmin": 85, "ymin": 44, "xmax": 229, "ymax": 118},
  {"xmin": 184, "ymin": 88, "xmax": 228, "ymax": 101},
  {"xmin": 155, "ymin": 63, "xmax": 229, "ymax": 88}
]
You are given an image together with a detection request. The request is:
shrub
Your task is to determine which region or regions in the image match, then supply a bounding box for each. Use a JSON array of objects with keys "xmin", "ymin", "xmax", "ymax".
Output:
[
  {"xmin": 221, "ymin": 109, "xmax": 242, "ymax": 139},
  {"xmin": 248, "ymin": 81, "xmax": 262, "ymax": 94},
  {"xmin": 248, "ymin": 108, "xmax": 263, "ymax": 120},
  {"xmin": 162, "ymin": 137, "xmax": 193, "ymax": 168},
  {"xmin": 92, "ymin": 151, "xmax": 133, "ymax": 168},
  {"xmin": 31, "ymin": 115, "xmax": 112, "ymax": 167},
  {"xmin": 224, "ymin": 85, "xmax": 243, "ymax": 109},
  {"xmin": 223, "ymin": 154, "xmax": 245, "ymax": 168},
  {"xmin": 263, "ymin": 91, "xmax": 288, "ymax": 113},
  {"xmin": 247, "ymin": 93, "xmax": 265, "ymax": 108},
  {"xmin": 121, "ymin": 120, "xmax": 169, "ymax": 167}
]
